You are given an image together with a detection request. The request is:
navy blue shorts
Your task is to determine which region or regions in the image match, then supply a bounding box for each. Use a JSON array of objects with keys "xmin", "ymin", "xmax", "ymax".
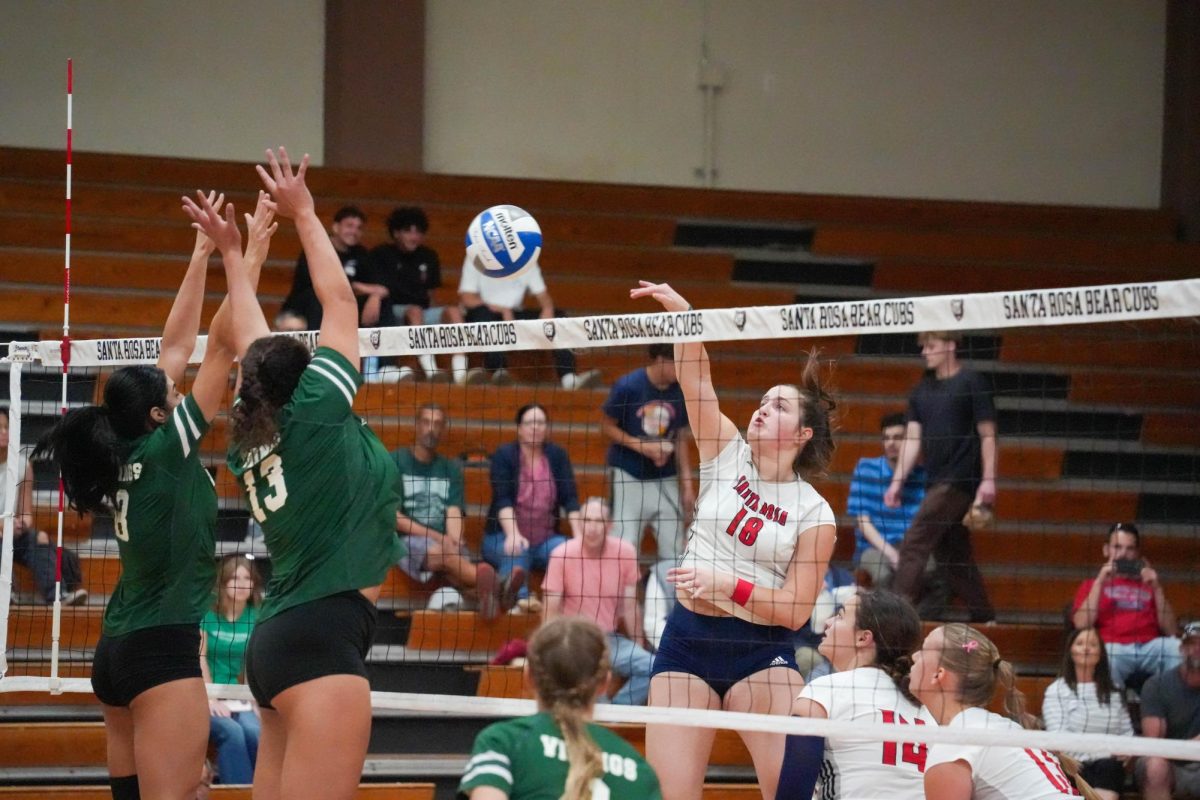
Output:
[{"xmin": 651, "ymin": 604, "xmax": 799, "ymax": 700}]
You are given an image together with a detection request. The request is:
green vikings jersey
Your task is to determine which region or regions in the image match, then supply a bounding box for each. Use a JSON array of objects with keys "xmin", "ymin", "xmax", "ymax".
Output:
[
  {"xmin": 458, "ymin": 713, "xmax": 662, "ymax": 800},
  {"xmin": 227, "ymin": 347, "xmax": 403, "ymax": 621},
  {"xmin": 105, "ymin": 393, "xmax": 217, "ymax": 637}
]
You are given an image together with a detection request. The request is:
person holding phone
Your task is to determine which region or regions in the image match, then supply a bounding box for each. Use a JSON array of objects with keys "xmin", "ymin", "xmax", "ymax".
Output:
[{"xmin": 1071, "ymin": 522, "xmax": 1181, "ymax": 689}]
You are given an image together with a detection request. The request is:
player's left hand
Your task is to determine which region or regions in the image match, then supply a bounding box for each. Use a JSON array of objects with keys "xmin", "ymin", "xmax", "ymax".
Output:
[
  {"xmin": 191, "ymin": 191, "xmax": 224, "ymax": 254},
  {"xmin": 243, "ymin": 190, "xmax": 278, "ymax": 254},
  {"xmin": 667, "ymin": 565, "xmax": 733, "ymax": 602},
  {"xmin": 256, "ymin": 146, "xmax": 313, "ymax": 219},
  {"xmin": 182, "ymin": 191, "xmax": 240, "ymax": 255}
]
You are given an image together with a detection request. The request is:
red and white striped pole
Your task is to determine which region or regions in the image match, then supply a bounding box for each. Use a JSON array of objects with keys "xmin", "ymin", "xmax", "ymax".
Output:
[{"xmin": 50, "ymin": 58, "xmax": 74, "ymax": 692}]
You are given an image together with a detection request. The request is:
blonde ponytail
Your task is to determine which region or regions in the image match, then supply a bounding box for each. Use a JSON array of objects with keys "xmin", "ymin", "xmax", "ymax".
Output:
[{"xmin": 528, "ymin": 617, "xmax": 610, "ymax": 800}]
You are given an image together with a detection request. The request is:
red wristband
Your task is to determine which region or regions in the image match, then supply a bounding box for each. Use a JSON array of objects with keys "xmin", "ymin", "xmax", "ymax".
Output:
[{"xmin": 732, "ymin": 578, "xmax": 754, "ymax": 607}]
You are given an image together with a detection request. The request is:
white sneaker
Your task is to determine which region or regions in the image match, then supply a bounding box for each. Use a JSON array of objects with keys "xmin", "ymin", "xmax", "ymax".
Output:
[
  {"xmin": 393, "ymin": 366, "xmax": 416, "ymax": 383},
  {"xmin": 63, "ymin": 589, "xmax": 89, "ymax": 606},
  {"xmin": 491, "ymin": 369, "xmax": 513, "ymax": 386},
  {"xmin": 425, "ymin": 369, "xmax": 453, "ymax": 384},
  {"xmin": 561, "ymin": 369, "xmax": 602, "ymax": 391}
]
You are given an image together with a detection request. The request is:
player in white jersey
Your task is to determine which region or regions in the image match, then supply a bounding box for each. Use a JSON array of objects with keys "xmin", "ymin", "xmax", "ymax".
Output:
[
  {"xmin": 912, "ymin": 624, "xmax": 1101, "ymax": 800},
  {"xmin": 632, "ymin": 281, "xmax": 838, "ymax": 800},
  {"xmin": 780, "ymin": 589, "xmax": 929, "ymax": 800}
]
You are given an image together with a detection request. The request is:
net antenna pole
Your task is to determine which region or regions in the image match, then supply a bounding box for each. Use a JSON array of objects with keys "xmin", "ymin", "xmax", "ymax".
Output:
[{"xmin": 48, "ymin": 58, "xmax": 75, "ymax": 695}]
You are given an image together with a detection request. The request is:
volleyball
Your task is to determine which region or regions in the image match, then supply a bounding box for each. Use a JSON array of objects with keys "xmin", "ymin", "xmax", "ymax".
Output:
[{"xmin": 465, "ymin": 204, "xmax": 542, "ymax": 279}]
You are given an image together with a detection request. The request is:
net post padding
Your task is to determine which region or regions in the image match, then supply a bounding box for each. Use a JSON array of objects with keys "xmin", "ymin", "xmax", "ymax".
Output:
[
  {"xmin": 0, "ymin": 676, "xmax": 1196, "ymax": 761},
  {"xmin": 25, "ymin": 278, "xmax": 1200, "ymax": 368},
  {"xmin": 0, "ymin": 361, "xmax": 23, "ymax": 678}
]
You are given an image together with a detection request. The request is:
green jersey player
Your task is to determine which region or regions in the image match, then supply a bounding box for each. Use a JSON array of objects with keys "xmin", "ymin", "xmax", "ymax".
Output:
[
  {"xmin": 459, "ymin": 617, "xmax": 662, "ymax": 800},
  {"xmin": 36, "ymin": 191, "xmax": 267, "ymax": 800},
  {"xmin": 190, "ymin": 148, "xmax": 402, "ymax": 800}
]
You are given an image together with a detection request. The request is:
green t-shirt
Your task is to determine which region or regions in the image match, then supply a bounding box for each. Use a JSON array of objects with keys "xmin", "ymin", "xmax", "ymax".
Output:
[
  {"xmin": 200, "ymin": 605, "xmax": 258, "ymax": 684},
  {"xmin": 458, "ymin": 713, "xmax": 661, "ymax": 800},
  {"xmin": 104, "ymin": 394, "xmax": 217, "ymax": 637},
  {"xmin": 391, "ymin": 447, "xmax": 465, "ymax": 535},
  {"xmin": 227, "ymin": 347, "xmax": 404, "ymax": 621}
]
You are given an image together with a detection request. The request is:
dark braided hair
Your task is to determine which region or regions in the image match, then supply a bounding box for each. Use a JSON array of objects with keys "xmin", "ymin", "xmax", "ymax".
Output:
[
  {"xmin": 230, "ymin": 335, "xmax": 311, "ymax": 454},
  {"xmin": 855, "ymin": 589, "xmax": 922, "ymax": 703}
]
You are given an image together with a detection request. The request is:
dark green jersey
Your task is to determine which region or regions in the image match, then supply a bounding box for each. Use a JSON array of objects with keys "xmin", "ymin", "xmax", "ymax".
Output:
[
  {"xmin": 227, "ymin": 347, "xmax": 403, "ymax": 621},
  {"xmin": 458, "ymin": 713, "xmax": 661, "ymax": 800},
  {"xmin": 105, "ymin": 393, "xmax": 217, "ymax": 637}
]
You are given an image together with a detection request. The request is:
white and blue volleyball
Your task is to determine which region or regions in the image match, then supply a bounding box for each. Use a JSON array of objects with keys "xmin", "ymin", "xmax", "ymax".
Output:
[{"xmin": 465, "ymin": 204, "xmax": 542, "ymax": 279}]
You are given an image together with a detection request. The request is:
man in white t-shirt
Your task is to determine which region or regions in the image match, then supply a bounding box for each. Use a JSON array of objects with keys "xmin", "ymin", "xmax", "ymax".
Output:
[{"xmin": 458, "ymin": 254, "xmax": 600, "ymax": 390}]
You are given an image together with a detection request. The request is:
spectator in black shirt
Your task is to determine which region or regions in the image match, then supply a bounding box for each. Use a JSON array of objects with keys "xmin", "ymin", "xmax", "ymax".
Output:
[
  {"xmin": 276, "ymin": 205, "xmax": 388, "ymax": 331},
  {"xmin": 884, "ymin": 331, "xmax": 997, "ymax": 622},
  {"xmin": 367, "ymin": 206, "xmax": 468, "ymax": 383}
]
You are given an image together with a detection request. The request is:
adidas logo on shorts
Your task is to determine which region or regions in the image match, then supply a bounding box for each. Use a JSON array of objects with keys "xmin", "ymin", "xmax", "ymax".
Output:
[{"xmin": 769, "ymin": 655, "xmax": 788, "ymax": 667}]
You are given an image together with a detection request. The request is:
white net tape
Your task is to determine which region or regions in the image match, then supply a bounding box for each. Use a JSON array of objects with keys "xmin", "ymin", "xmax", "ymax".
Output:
[
  {"xmin": 8, "ymin": 277, "xmax": 1196, "ymax": 367},
  {"xmin": 3, "ymin": 278, "xmax": 1199, "ymax": 763}
]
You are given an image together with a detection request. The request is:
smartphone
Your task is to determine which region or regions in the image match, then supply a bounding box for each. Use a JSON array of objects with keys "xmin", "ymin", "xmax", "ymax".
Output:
[{"xmin": 1114, "ymin": 558, "xmax": 1144, "ymax": 577}]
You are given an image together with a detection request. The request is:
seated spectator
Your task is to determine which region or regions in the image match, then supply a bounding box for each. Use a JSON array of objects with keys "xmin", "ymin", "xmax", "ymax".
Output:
[
  {"xmin": 200, "ymin": 555, "xmax": 261, "ymax": 786},
  {"xmin": 458, "ymin": 251, "xmax": 600, "ymax": 390},
  {"xmin": 391, "ymin": 403, "xmax": 506, "ymax": 618},
  {"xmin": 276, "ymin": 205, "xmax": 388, "ymax": 332},
  {"xmin": 543, "ymin": 497, "xmax": 652, "ymax": 705},
  {"xmin": 1072, "ymin": 523, "xmax": 1181, "ymax": 688},
  {"xmin": 1042, "ymin": 627, "xmax": 1134, "ymax": 800},
  {"xmin": 482, "ymin": 403, "xmax": 582, "ymax": 609},
  {"xmin": 1, "ymin": 408, "xmax": 86, "ymax": 605},
  {"xmin": 1137, "ymin": 622, "xmax": 1200, "ymax": 800},
  {"xmin": 367, "ymin": 206, "xmax": 469, "ymax": 383},
  {"xmin": 848, "ymin": 412, "xmax": 927, "ymax": 587}
]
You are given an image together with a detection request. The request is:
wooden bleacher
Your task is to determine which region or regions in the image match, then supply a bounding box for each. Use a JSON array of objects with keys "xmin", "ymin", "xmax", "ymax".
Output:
[{"xmin": 3, "ymin": 146, "xmax": 1198, "ymax": 797}]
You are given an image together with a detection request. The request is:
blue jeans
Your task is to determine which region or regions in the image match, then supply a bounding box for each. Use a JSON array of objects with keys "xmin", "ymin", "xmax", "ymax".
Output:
[
  {"xmin": 1106, "ymin": 637, "xmax": 1182, "ymax": 688},
  {"xmin": 210, "ymin": 710, "xmax": 260, "ymax": 784},
  {"xmin": 482, "ymin": 532, "xmax": 569, "ymax": 599},
  {"xmin": 606, "ymin": 633, "xmax": 653, "ymax": 706}
]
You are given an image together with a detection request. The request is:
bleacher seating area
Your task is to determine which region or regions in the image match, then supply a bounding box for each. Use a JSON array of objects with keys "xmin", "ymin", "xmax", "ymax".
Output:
[{"xmin": 1, "ymin": 146, "xmax": 1198, "ymax": 797}]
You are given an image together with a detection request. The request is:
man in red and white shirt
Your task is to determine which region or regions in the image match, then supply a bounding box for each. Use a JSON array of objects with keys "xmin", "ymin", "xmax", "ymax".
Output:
[
  {"xmin": 543, "ymin": 497, "xmax": 652, "ymax": 705},
  {"xmin": 1072, "ymin": 522, "xmax": 1181, "ymax": 688}
]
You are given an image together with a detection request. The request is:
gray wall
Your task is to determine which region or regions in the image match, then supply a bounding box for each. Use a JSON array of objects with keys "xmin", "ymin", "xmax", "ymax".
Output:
[
  {"xmin": 0, "ymin": 0, "xmax": 325, "ymax": 164},
  {"xmin": 426, "ymin": 0, "xmax": 1166, "ymax": 206},
  {"xmin": 1, "ymin": 1, "xmax": 1167, "ymax": 207}
]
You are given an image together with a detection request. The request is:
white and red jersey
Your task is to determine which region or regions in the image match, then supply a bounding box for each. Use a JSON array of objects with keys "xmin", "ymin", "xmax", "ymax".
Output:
[
  {"xmin": 799, "ymin": 667, "xmax": 932, "ymax": 800},
  {"xmin": 927, "ymin": 707, "xmax": 1082, "ymax": 800},
  {"xmin": 680, "ymin": 434, "xmax": 834, "ymax": 624}
]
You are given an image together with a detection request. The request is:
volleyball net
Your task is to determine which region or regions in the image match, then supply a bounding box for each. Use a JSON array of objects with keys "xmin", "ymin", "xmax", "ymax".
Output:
[{"xmin": 2, "ymin": 278, "xmax": 1199, "ymax": 763}]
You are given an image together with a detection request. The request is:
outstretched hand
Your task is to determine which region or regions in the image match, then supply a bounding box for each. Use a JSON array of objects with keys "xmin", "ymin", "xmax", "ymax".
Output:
[
  {"xmin": 243, "ymin": 190, "xmax": 279, "ymax": 261},
  {"xmin": 630, "ymin": 281, "xmax": 691, "ymax": 313},
  {"xmin": 256, "ymin": 146, "xmax": 313, "ymax": 219},
  {"xmin": 182, "ymin": 191, "xmax": 240, "ymax": 255},
  {"xmin": 191, "ymin": 191, "xmax": 224, "ymax": 253}
]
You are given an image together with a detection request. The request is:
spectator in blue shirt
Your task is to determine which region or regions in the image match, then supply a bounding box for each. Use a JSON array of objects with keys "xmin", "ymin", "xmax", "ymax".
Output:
[
  {"xmin": 848, "ymin": 413, "xmax": 926, "ymax": 588},
  {"xmin": 600, "ymin": 344, "xmax": 695, "ymax": 599}
]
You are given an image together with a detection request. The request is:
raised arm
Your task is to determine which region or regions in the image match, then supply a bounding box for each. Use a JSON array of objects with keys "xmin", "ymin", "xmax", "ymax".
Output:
[
  {"xmin": 180, "ymin": 193, "xmax": 252, "ymax": 421},
  {"xmin": 158, "ymin": 192, "xmax": 222, "ymax": 384},
  {"xmin": 257, "ymin": 147, "xmax": 359, "ymax": 365},
  {"xmin": 630, "ymin": 282, "xmax": 737, "ymax": 462}
]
